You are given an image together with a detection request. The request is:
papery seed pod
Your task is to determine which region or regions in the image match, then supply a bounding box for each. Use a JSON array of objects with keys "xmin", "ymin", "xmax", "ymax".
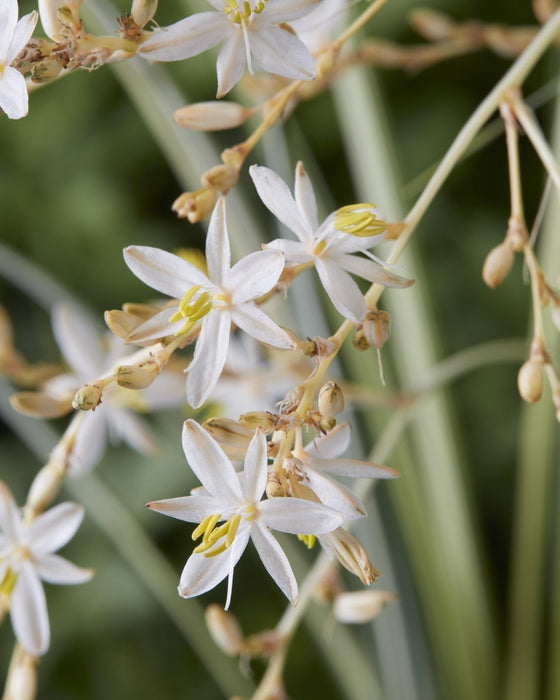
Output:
[
  {"xmin": 482, "ymin": 242, "xmax": 514, "ymax": 289},
  {"xmin": 201, "ymin": 164, "xmax": 239, "ymax": 193},
  {"xmin": 318, "ymin": 380, "xmax": 344, "ymax": 418},
  {"xmin": 174, "ymin": 101, "xmax": 249, "ymax": 131},
  {"xmin": 131, "ymin": 0, "xmax": 157, "ymax": 28},
  {"xmin": 517, "ymin": 358, "xmax": 543, "ymax": 403},
  {"xmin": 320, "ymin": 528, "xmax": 380, "ymax": 584},
  {"xmin": 364, "ymin": 310, "xmax": 391, "ymax": 349},
  {"xmin": 205, "ymin": 604, "xmax": 244, "ymax": 656},
  {"xmin": 72, "ymin": 384, "xmax": 102, "ymax": 411},
  {"xmin": 333, "ymin": 590, "xmax": 397, "ymax": 624}
]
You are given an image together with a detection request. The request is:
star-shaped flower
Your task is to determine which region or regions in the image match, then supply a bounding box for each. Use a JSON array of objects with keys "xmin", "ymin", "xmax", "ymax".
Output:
[
  {"xmin": 147, "ymin": 420, "xmax": 344, "ymax": 608},
  {"xmin": 289, "ymin": 422, "xmax": 399, "ymax": 520},
  {"xmin": 0, "ymin": 0, "xmax": 38, "ymax": 119},
  {"xmin": 43, "ymin": 303, "xmax": 184, "ymax": 474},
  {"xmin": 138, "ymin": 0, "xmax": 319, "ymax": 97},
  {"xmin": 250, "ymin": 161, "xmax": 412, "ymax": 322},
  {"xmin": 0, "ymin": 482, "xmax": 93, "ymax": 656},
  {"xmin": 124, "ymin": 196, "xmax": 294, "ymax": 409}
]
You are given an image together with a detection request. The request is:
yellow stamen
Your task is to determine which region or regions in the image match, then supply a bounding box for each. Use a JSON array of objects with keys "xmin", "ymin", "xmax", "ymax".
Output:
[
  {"xmin": 192, "ymin": 511, "xmax": 245, "ymax": 557},
  {"xmin": 334, "ymin": 203, "xmax": 387, "ymax": 237},
  {"xmin": 169, "ymin": 285, "xmax": 213, "ymax": 336},
  {"xmin": 313, "ymin": 239, "xmax": 328, "ymax": 256},
  {"xmin": 192, "ymin": 513, "xmax": 222, "ymax": 541},
  {"xmin": 0, "ymin": 567, "xmax": 17, "ymax": 596},
  {"xmin": 224, "ymin": 0, "xmax": 269, "ymax": 24},
  {"xmin": 297, "ymin": 534, "xmax": 316, "ymax": 549}
]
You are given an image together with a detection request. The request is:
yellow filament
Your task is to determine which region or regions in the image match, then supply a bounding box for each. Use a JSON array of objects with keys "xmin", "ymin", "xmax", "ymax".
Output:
[
  {"xmin": 169, "ymin": 286, "xmax": 213, "ymax": 336},
  {"xmin": 297, "ymin": 534, "xmax": 316, "ymax": 549},
  {"xmin": 334, "ymin": 203, "xmax": 387, "ymax": 237}
]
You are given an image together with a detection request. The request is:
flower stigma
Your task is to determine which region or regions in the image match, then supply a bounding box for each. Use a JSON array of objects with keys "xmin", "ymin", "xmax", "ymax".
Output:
[
  {"xmin": 192, "ymin": 505, "xmax": 257, "ymax": 557},
  {"xmin": 334, "ymin": 203, "xmax": 387, "ymax": 237}
]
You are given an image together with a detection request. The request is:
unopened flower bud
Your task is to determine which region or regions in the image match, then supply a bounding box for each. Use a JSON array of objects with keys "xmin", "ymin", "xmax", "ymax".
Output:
[
  {"xmin": 205, "ymin": 604, "xmax": 244, "ymax": 656},
  {"xmin": 320, "ymin": 529, "xmax": 380, "ymax": 585},
  {"xmin": 517, "ymin": 358, "xmax": 543, "ymax": 403},
  {"xmin": 333, "ymin": 590, "xmax": 397, "ymax": 624},
  {"xmin": 38, "ymin": 0, "xmax": 75, "ymax": 40},
  {"xmin": 172, "ymin": 188, "xmax": 217, "ymax": 223},
  {"xmin": 72, "ymin": 384, "xmax": 102, "ymax": 411},
  {"xmin": 3, "ymin": 651, "xmax": 37, "ymax": 700},
  {"xmin": 174, "ymin": 101, "xmax": 249, "ymax": 131},
  {"xmin": 239, "ymin": 411, "xmax": 278, "ymax": 433},
  {"xmin": 131, "ymin": 0, "xmax": 157, "ymax": 28},
  {"xmin": 28, "ymin": 465, "xmax": 64, "ymax": 514},
  {"xmin": 318, "ymin": 380, "xmax": 344, "ymax": 418},
  {"xmin": 31, "ymin": 59, "xmax": 64, "ymax": 84},
  {"xmin": 482, "ymin": 242, "xmax": 514, "ymax": 289},
  {"xmin": 114, "ymin": 364, "xmax": 156, "ymax": 390},
  {"xmin": 201, "ymin": 164, "xmax": 239, "ymax": 193}
]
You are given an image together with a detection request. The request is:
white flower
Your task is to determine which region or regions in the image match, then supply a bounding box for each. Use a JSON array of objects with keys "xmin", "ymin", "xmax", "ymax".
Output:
[
  {"xmin": 291, "ymin": 0, "xmax": 349, "ymax": 53},
  {"xmin": 124, "ymin": 196, "xmax": 294, "ymax": 409},
  {"xmin": 147, "ymin": 419, "xmax": 344, "ymax": 608},
  {"xmin": 0, "ymin": 0, "xmax": 37, "ymax": 119},
  {"xmin": 0, "ymin": 482, "xmax": 93, "ymax": 655},
  {"xmin": 45, "ymin": 303, "xmax": 183, "ymax": 474},
  {"xmin": 138, "ymin": 0, "xmax": 319, "ymax": 97},
  {"xmin": 290, "ymin": 422, "xmax": 399, "ymax": 520},
  {"xmin": 250, "ymin": 161, "xmax": 412, "ymax": 322}
]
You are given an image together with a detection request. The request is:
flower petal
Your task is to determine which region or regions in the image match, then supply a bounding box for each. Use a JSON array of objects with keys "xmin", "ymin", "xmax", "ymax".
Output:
[
  {"xmin": 336, "ymin": 253, "xmax": 412, "ymax": 288},
  {"xmin": 68, "ymin": 407, "xmax": 108, "ymax": 475},
  {"xmin": 107, "ymin": 407, "xmax": 157, "ymax": 456},
  {"xmin": 216, "ymin": 33, "xmax": 245, "ymax": 98},
  {"xmin": 6, "ymin": 11, "xmax": 38, "ymax": 64},
  {"xmin": 0, "ymin": 0, "xmax": 17, "ymax": 59},
  {"xmin": 242, "ymin": 429, "xmax": 267, "ymax": 503},
  {"xmin": 178, "ymin": 525, "xmax": 250, "ymax": 602},
  {"xmin": 147, "ymin": 494, "xmax": 232, "ymax": 523},
  {"xmin": 51, "ymin": 304, "xmax": 104, "ymax": 378},
  {"xmin": 186, "ymin": 310, "xmax": 231, "ymax": 408},
  {"xmin": 232, "ymin": 304, "xmax": 294, "ymax": 349},
  {"xmin": 305, "ymin": 469, "xmax": 367, "ymax": 520},
  {"xmin": 11, "ymin": 562, "xmax": 50, "ymax": 655},
  {"xmin": 249, "ymin": 25, "xmax": 315, "ymax": 81},
  {"xmin": 305, "ymin": 421, "xmax": 351, "ymax": 458},
  {"xmin": 315, "ymin": 257, "xmax": 367, "ymax": 322},
  {"xmin": 0, "ymin": 482, "xmax": 23, "ymax": 543},
  {"xmin": 262, "ymin": 0, "xmax": 321, "ymax": 23},
  {"xmin": 206, "ymin": 197, "xmax": 230, "ymax": 287},
  {"xmin": 0, "ymin": 65, "xmax": 30, "ymax": 120},
  {"xmin": 250, "ymin": 522, "xmax": 298, "ymax": 604},
  {"xmin": 34, "ymin": 553, "xmax": 93, "ymax": 585},
  {"xmin": 26, "ymin": 502, "xmax": 85, "ymax": 554},
  {"xmin": 249, "ymin": 165, "xmax": 312, "ymax": 243},
  {"xmin": 182, "ymin": 419, "xmax": 242, "ymax": 501},
  {"xmin": 228, "ymin": 250, "xmax": 285, "ymax": 304},
  {"xmin": 124, "ymin": 246, "xmax": 209, "ymax": 298},
  {"xmin": 259, "ymin": 497, "xmax": 344, "ymax": 534},
  {"xmin": 139, "ymin": 12, "xmax": 229, "ymax": 62},
  {"xmin": 265, "ymin": 239, "xmax": 311, "ymax": 263},
  {"xmin": 308, "ymin": 456, "xmax": 399, "ymax": 479},
  {"xmin": 125, "ymin": 306, "xmax": 182, "ymax": 344},
  {"xmin": 294, "ymin": 161, "xmax": 319, "ymax": 232}
]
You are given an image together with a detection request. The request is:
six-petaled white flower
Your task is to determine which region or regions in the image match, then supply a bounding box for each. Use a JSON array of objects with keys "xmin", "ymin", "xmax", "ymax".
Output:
[
  {"xmin": 138, "ymin": 0, "xmax": 319, "ymax": 97},
  {"xmin": 44, "ymin": 303, "xmax": 184, "ymax": 474},
  {"xmin": 289, "ymin": 422, "xmax": 399, "ymax": 520},
  {"xmin": 147, "ymin": 419, "xmax": 344, "ymax": 608},
  {"xmin": 0, "ymin": 482, "xmax": 93, "ymax": 656},
  {"xmin": 124, "ymin": 196, "xmax": 294, "ymax": 409},
  {"xmin": 0, "ymin": 0, "xmax": 37, "ymax": 119},
  {"xmin": 250, "ymin": 161, "xmax": 412, "ymax": 322}
]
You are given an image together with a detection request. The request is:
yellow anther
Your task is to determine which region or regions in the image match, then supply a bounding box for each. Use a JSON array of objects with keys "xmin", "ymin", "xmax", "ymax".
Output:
[
  {"xmin": 225, "ymin": 513, "xmax": 241, "ymax": 547},
  {"xmin": 0, "ymin": 567, "xmax": 17, "ymax": 596},
  {"xmin": 313, "ymin": 239, "xmax": 327, "ymax": 256},
  {"xmin": 192, "ymin": 513, "xmax": 222, "ymax": 542},
  {"xmin": 334, "ymin": 203, "xmax": 387, "ymax": 237},
  {"xmin": 297, "ymin": 534, "xmax": 316, "ymax": 549},
  {"xmin": 232, "ymin": 10, "xmax": 241, "ymax": 22},
  {"xmin": 192, "ymin": 512, "xmax": 243, "ymax": 557},
  {"xmin": 169, "ymin": 286, "xmax": 213, "ymax": 336}
]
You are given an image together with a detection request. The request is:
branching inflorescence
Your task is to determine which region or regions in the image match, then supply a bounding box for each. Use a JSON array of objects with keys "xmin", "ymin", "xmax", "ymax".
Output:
[{"xmin": 1, "ymin": 0, "xmax": 560, "ymax": 698}]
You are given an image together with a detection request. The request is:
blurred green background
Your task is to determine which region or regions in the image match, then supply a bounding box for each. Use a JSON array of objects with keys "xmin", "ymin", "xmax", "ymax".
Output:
[{"xmin": 1, "ymin": 0, "xmax": 559, "ymax": 698}]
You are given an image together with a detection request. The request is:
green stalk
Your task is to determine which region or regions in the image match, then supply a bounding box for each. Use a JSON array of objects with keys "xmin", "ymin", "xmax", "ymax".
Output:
[{"xmin": 333, "ymin": 65, "xmax": 498, "ymax": 699}]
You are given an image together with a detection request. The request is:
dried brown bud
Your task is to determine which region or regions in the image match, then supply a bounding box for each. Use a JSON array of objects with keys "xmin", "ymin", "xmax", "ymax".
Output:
[
  {"xmin": 482, "ymin": 242, "xmax": 514, "ymax": 289},
  {"xmin": 201, "ymin": 164, "xmax": 239, "ymax": 193},
  {"xmin": 174, "ymin": 101, "xmax": 249, "ymax": 131},
  {"xmin": 318, "ymin": 380, "xmax": 345, "ymax": 418},
  {"xmin": 517, "ymin": 358, "xmax": 543, "ymax": 403},
  {"xmin": 172, "ymin": 188, "xmax": 217, "ymax": 223}
]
